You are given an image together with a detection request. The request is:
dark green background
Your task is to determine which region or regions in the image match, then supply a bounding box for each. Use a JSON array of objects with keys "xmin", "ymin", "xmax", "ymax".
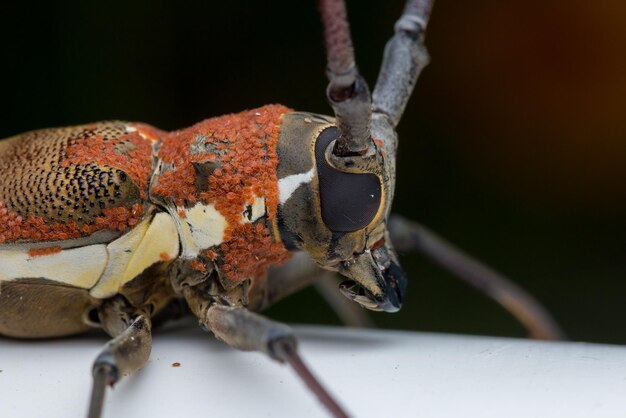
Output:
[{"xmin": 1, "ymin": 1, "xmax": 624, "ymax": 343}]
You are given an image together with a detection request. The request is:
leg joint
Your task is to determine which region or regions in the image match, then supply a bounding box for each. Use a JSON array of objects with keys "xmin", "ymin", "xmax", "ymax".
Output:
[
  {"xmin": 266, "ymin": 333, "xmax": 298, "ymax": 362},
  {"xmin": 92, "ymin": 354, "xmax": 119, "ymax": 387},
  {"xmin": 395, "ymin": 14, "xmax": 427, "ymax": 40}
]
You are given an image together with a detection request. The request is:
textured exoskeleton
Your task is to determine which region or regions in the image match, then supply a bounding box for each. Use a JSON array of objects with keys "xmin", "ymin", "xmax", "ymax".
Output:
[
  {"xmin": 0, "ymin": 104, "xmax": 401, "ymax": 337},
  {"xmin": 0, "ymin": 1, "xmax": 563, "ymax": 417}
]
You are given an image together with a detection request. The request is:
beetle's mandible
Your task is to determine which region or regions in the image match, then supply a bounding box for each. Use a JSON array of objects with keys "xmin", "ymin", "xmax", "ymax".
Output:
[{"xmin": 0, "ymin": 1, "xmax": 564, "ymax": 417}]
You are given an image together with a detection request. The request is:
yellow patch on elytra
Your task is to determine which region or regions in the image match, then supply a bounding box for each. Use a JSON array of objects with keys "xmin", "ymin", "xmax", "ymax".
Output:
[{"xmin": 90, "ymin": 213, "xmax": 179, "ymax": 298}]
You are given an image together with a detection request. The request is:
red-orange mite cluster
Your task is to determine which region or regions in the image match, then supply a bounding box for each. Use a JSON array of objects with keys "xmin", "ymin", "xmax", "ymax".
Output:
[
  {"xmin": 28, "ymin": 246, "xmax": 62, "ymax": 257},
  {"xmin": 153, "ymin": 105, "xmax": 293, "ymax": 283},
  {"xmin": 0, "ymin": 201, "xmax": 143, "ymax": 243},
  {"xmin": 373, "ymin": 137, "xmax": 386, "ymax": 157},
  {"xmin": 63, "ymin": 127, "xmax": 155, "ymax": 197},
  {"xmin": 159, "ymin": 252, "xmax": 171, "ymax": 261},
  {"xmin": 220, "ymin": 223, "xmax": 290, "ymax": 282},
  {"xmin": 190, "ymin": 259, "xmax": 207, "ymax": 273}
]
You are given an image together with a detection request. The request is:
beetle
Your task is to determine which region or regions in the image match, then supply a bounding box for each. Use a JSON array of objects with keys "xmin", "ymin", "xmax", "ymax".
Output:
[{"xmin": 0, "ymin": 1, "xmax": 564, "ymax": 417}]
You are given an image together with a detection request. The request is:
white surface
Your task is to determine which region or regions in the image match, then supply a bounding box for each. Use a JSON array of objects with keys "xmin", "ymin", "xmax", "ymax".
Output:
[{"xmin": 1, "ymin": 321, "xmax": 626, "ymax": 418}]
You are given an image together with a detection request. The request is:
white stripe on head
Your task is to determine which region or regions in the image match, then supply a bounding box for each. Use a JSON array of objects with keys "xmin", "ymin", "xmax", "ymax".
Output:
[{"xmin": 278, "ymin": 168, "xmax": 315, "ymax": 204}]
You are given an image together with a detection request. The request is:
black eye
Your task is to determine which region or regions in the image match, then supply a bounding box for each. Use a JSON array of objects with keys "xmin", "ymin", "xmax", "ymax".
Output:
[{"xmin": 315, "ymin": 127, "xmax": 381, "ymax": 232}]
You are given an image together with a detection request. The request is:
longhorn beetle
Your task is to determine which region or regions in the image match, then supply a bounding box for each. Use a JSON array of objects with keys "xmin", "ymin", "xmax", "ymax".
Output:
[{"xmin": 0, "ymin": 1, "xmax": 564, "ymax": 417}]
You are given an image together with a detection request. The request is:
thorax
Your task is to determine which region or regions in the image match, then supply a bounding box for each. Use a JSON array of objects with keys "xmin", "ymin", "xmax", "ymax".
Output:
[{"xmin": 149, "ymin": 105, "xmax": 293, "ymax": 294}]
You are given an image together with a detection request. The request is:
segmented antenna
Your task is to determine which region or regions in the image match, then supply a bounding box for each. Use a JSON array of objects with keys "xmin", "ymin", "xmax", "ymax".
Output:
[
  {"xmin": 319, "ymin": 0, "xmax": 372, "ymax": 156},
  {"xmin": 372, "ymin": 0, "xmax": 434, "ymax": 128}
]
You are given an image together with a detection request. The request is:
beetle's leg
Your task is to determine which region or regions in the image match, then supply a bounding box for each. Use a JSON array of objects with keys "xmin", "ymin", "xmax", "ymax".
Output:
[
  {"xmin": 184, "ymin": 286, "xmax": 350, "ymax": 418},
  {"xmin": 87, "ymin": 298, "xmax": 152, "ymax": 418},
  {"xmin": 372, "ymin": 0, "xmax": 434, "ymax": 128},
  {"xmin": 388, "ymin": 214, "xmax": 566, "ymax": 340},
  {"xmin": 253, "ymin": 253, "xmax": 373, "ymax": 328},
  {"xmin": 208, "ymin": 305, "xmax": 350, "ymax": 418}
]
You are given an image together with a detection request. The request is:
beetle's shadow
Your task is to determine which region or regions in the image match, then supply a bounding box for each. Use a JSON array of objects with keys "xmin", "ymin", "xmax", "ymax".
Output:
[{"xmin": 294, "ymin": 326, "xmax": 397, "ymax": 350}]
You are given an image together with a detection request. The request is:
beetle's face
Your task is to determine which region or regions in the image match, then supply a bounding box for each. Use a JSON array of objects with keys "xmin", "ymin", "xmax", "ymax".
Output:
[{"xmin": 276, "ymin": 112, "xmax": 406, "ymax": 312}]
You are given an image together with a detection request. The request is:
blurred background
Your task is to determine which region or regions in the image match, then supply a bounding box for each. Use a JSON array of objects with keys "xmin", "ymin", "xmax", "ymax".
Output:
[{"xmin": 1, "ymin": 1, "xmax": 624, "ymax": 343}]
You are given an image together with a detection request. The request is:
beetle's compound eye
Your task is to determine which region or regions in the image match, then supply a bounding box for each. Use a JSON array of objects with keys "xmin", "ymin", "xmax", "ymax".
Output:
[{"xmin": 315, "ymin": 127, "xmax": 381, "ymax": 232}]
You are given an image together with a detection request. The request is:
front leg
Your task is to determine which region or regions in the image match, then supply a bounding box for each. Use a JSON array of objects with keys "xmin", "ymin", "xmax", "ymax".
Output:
[
  {"xmin": 183, "ymin": 285, "xmax": 350, "ymax": 418},
  {"xmin": 87, "ymin": 297, "xmax": 153, "ymax": 418}
]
